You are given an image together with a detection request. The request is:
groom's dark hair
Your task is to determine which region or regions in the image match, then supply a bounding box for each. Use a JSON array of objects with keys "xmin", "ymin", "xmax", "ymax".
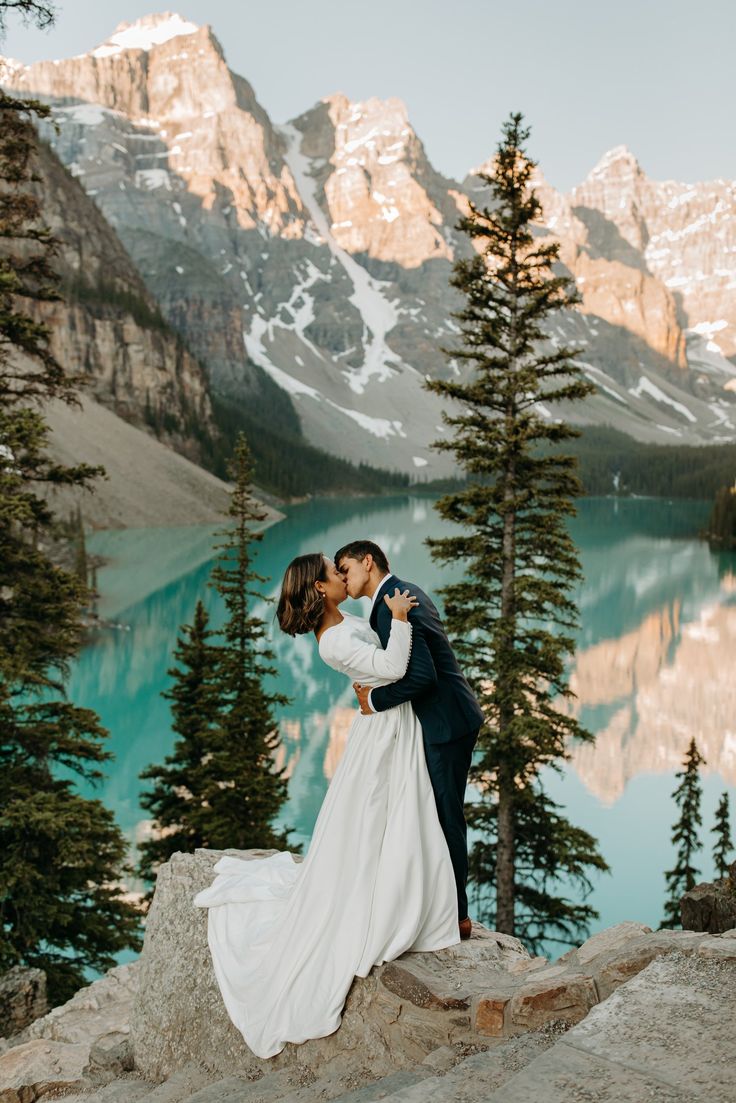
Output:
[{"xmin": 334, "ymin": 540, "xmax": 389, "ymax": 574}]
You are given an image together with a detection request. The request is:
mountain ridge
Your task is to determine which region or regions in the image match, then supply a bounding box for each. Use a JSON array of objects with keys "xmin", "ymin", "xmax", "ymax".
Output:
[{"xmin": 2, "ymin": 10, "xmax": 734, "ymax": 479}]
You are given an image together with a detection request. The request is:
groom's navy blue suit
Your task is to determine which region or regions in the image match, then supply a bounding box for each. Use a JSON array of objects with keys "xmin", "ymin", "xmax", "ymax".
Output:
[{"xmin": 369, "ymin": 575, "xmax": 484, "ymax": 920}]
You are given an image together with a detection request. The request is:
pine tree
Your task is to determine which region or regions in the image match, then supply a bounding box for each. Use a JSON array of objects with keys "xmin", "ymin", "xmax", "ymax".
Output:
[
  {"xmin": 137, "ymin": 600, "xmax": 221, "ymax": 885},
  {"xmin": 426, "ymin": 113, "xmax": 608, "ymax": 947},
  {"xmin": 0, "ymin": 78, "xmax": 140, "ymax": 1002},
  {"xmin": 662, "ymin": 739, "xmax": 706, "ymax": 928},
  {"xmin": 138, "ymin": 435, "xmax": 292, "ymax": 886},
  {"xmin": 712, "ymin": 792, "xmax": 733, "ymax": 880},
  {"xmin": 204, "ymin": 434, "xmax": 291, "ymax": 849}
]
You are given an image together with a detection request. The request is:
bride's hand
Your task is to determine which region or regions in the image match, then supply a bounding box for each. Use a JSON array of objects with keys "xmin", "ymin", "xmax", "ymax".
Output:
[{"xmin": 384, "ymin": 588, "xmax": 419, "ymax": 621}]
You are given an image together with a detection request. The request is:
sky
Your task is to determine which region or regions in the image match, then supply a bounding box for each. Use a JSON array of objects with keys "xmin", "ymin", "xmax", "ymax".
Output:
[{"xmin": 1, "ymin": 0, "xmax": 734, "ymax": 192}]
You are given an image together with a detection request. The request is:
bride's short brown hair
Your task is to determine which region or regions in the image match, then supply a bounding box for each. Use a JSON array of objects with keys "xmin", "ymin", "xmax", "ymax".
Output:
[{"xmin": 276, "ymin": 553, "xmax": 328, "ymax": 636}]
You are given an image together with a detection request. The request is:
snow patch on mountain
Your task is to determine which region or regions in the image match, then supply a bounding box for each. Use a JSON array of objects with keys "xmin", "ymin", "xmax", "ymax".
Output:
[
  {"xmin": 91, "ymin": 12, "xmax": 198, "ymax": 58},
  {"xmin": 280, "ymin": 122, "xmax": 403, "ymax": 397},
  {"xmin": 54, "ymin": 103, "xmax": 120, "ymax": 126},
  {"xmin": 628, "ymin": 377, "xmax": 697, "ymax": 423},
  {"xmin": 243, "ymin": 318, "xmax": 406, "ymax": 442}
]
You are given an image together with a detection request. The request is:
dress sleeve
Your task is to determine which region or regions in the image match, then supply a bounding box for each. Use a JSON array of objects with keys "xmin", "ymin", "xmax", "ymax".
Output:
[{"xmin": 327, "ymin": 619, "xmax": 412, "ymax": 681}]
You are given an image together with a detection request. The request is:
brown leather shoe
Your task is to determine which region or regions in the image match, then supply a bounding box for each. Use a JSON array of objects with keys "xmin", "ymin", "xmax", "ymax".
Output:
[{"xmin": 459, "ymin": 917, "xmax": 472, "ymax": 940}]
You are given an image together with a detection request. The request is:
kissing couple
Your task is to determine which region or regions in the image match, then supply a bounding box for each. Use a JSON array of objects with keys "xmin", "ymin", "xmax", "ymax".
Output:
[{"xmin": 194, "ymin": 539, "xmax": 484, "ymax": 1059}]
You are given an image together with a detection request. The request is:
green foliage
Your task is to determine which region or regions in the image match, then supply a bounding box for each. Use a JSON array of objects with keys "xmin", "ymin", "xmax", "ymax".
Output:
[
  {"xmin": 210, "ymin": 394, "xmax": 410, "ymax": 500},
  {"xmin": 426, "ymin": 112, "xmax": 608, "ymax": 941},
  {"xmin": 139, "ymin": 435, "xmax": 294, "ymax": 889},
  {"xmin": 423, "ymin": 429, "xmax": 736, "ymax": 501},
  {"xmin": 712, "ymin": 792, "xmax": 733, "ymax": 881},
  {"xmin": 661, "ymin": 738, "xmax": 706, "ymax": 928},
  {"xmin": 564, "ymin": 429, "xmax": 736, "ymax": 500},
  {"xmin": 205, "ymin": 434, "xmax": 292, "ymax": 848},
  {"xmin": 703, "ymin": 485, "xmax": 736, "ymax": 549},
  {"xmin": 0, "ymin": 90, "xmax": 141, "ymax": 1003},
  {"xmin": 467, "ymin": 782, "xmax": 609, "ymax": 952},
  {"xmin": 138, "ymin": 600, "xmax": 222, "ymax": 886}
]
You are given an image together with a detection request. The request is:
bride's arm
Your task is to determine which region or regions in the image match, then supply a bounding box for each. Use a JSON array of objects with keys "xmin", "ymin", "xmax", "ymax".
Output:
[
  {"xmin": 337, "ymin": 618, "xmax": 413, "ymax": 681},
  {"xmin": 322, "ymin": 622, "xmax": 412, "ymax": 679},
  {"xmin": 321, "ymin": 590, "xmax": 418, "ymax": 681}
]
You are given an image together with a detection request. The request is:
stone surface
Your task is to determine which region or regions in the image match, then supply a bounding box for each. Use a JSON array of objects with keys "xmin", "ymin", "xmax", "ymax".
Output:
[
  {"xmin": 25, "ymin": 961, "xmax": 140, "ymax": 1049},
  {"xmin": 486, "ymin": 1040, "xmax": 692, "ymax": 1103},
  {"xmin": 481, "ymin": 948, "xmax": 736, "ymax": 1102},
  {"xmin": 696, "ymin": 935, "xmax": 736, "ymax": 961},
  {"xmin": 141, "ymin": 1064, "xmax": 214, "ymax": 1102},
  {"xmin": 0, "ymin": 969, "xmax": 47, "ymax": 1040},
  {"xmin": 0, "ymin": 961, "xmax": 141, "ymax": 1102},
  {"xmin": 681, "ymin": 867, "xmax": 736, "ymax": 934},
  {"xmin": 9, "ymin": 920, "xmax": 735, "ymax": 1103},
  {"xmin": 563, "ymin": 951, "xmax": 736, "ymax": 1101},
  {"xmin": 560, "ymin": 920, "xmax": 652, "ymax": 966},
  {"xmin": 507, "ymin": 974, "xmax": 598, "ymax": 1031},
  {"xmin": 338, "ymin": 1034, "xmax": 560, "ymax": 1103},
  {"xmin": 54, "ymin": 1079, "xmax": 154, "ymax": 1103},
  {"xmin": 473, "ymin": 997, "xmax": 509, "ymax": 1037},
  {"xmin": 587, "ymin": 929, "xmax": 705, "ymax": 1001},
  {"xmin": 0, "ymin": 1038, "xmax": 91, "ymax": 1102},
  {"xmin": 378, "ymin": 963, "xmax": 470, "ymax": 1011},
  {"xmin": 130, "ymin": 849, "xmax": 530, "ymax": 1084}
]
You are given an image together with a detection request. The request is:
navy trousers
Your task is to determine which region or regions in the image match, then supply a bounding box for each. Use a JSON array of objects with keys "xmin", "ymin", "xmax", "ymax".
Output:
[{"xmin": 422, "ymin": 729, "xmax": 478, "ymax": 921}]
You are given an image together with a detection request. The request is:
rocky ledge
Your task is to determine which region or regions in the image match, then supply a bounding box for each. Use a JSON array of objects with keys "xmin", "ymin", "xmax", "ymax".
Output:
[{"xmin": 1, "ymin": 849, "xmax": 735, "ymax": 1103}]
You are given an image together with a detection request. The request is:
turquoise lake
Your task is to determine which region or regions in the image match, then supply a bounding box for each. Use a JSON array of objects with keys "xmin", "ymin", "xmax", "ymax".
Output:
[{"xmin": 73, "ymin": 496, "xmax": 736, "ymax": 946}]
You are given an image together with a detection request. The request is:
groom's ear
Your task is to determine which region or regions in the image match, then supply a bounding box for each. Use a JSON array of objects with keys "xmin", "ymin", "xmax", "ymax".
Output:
[{"xmin": 363, "ymin": 554, "xmax": 374, "ymax": 572}]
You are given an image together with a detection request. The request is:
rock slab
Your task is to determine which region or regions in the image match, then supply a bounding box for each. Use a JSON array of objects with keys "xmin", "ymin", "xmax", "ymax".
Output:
[
  {"xmin": 0, "ymin": 969, "xmax": 47, "ymax": 1040},
  {"xmin": 130, "ymin": 849, "xmax": 531, "ymax": 1084},
  {"xmin": 486, "ymin": 951, "xmax": 736, "ymax": 1102},
  {"xmin": 0, "ymin": 961, "xmax": 139, "ymax": 1102},
  {"xmin": 681, "ymin": 863, "xmax": 736, "ymax": 934}
]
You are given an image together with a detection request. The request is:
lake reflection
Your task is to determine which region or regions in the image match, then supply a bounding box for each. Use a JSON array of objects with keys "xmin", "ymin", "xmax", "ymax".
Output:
[{"xmin": 76, "ymin": 497, "xmax": 735, "ymax": 936}]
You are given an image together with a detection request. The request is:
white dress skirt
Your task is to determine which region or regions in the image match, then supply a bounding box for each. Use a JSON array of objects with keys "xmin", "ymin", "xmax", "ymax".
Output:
[{"xmin": 193, "ymin": 613, "xmax": 459, "ymax": 1058}]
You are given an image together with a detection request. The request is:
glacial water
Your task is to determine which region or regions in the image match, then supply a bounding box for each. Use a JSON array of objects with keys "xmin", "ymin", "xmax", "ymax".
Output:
[{"xmin": 71, "ymin": 496, "xmax": 735, "ymax": 943}]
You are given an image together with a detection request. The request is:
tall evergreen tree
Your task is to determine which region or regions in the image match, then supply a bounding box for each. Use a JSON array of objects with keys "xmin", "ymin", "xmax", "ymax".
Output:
[
  {"xmin": 426, "ymin": 113, "xmax": 608, "ymax": 947},
  {"xmin": 138, "ymin": 435, "xmax": 292, "ymax": 887},
  {"xmin": 137, "ymin": 600, "xmax": 221, "ymax": 885},
  {"xmin": 0, "ymin": 50, "xmax": 140, "ymax": 1002},
  {"xmin": 203, "ymin": 434, "xmax": 291, "ymax": 849},
  {"xmin": 662, "ymin": 738, "xmax": 706, "ymax": 928},
  {"xmin": 712, "ymin": 791, "xmax": 733, "ymax": 880}
]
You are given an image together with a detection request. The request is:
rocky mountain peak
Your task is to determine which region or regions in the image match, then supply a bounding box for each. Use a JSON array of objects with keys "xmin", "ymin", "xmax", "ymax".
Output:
[
  {"xmin": 1, "ymin": 15, "xmax": 734, "ymax": 471},
  {"xmin": 291, "ymin": 91, "xmax": 455, "ymax": 268},
  {"xmin": 583, "ymin": 145, "xmax": 644, "ymax": 185},
  {"xmin": 89, "ymin": 11, "xmax": 200, "ymax": 58}
]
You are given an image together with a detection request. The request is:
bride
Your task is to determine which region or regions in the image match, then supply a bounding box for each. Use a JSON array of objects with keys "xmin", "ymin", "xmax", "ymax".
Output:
[{"xmin": 193, "ymin": 553, "xmax": 459, "ymax": 1059}]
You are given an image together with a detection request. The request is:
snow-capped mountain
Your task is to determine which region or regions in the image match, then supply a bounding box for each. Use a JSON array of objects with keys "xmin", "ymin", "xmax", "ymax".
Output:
[{"xmin": 2, "ymin": 11, "xmax": 735, "ymax": 476}]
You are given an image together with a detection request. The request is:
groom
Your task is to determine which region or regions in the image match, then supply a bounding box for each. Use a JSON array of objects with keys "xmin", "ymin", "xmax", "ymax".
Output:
[{"xmin": 334, "ymin": 539, "xmax": 484, "ymax": 940}]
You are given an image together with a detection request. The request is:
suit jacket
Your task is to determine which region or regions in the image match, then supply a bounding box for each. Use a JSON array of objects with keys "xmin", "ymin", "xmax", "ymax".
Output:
[{"xmin": 369, "ymin": 574, "xmax": 484, "ymax": 745}]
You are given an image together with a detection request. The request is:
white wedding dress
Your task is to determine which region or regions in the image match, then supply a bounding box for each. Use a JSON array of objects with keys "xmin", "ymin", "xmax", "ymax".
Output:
[{"xmin": 193, "ymin": 612, "xmax": 459, "ymax": 1059}]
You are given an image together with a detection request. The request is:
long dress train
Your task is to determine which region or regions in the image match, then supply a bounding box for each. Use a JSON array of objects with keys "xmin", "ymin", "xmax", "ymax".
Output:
[{"xmin": 193, "ymin": 613, "xmax": 459, "ymax": 1058}]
